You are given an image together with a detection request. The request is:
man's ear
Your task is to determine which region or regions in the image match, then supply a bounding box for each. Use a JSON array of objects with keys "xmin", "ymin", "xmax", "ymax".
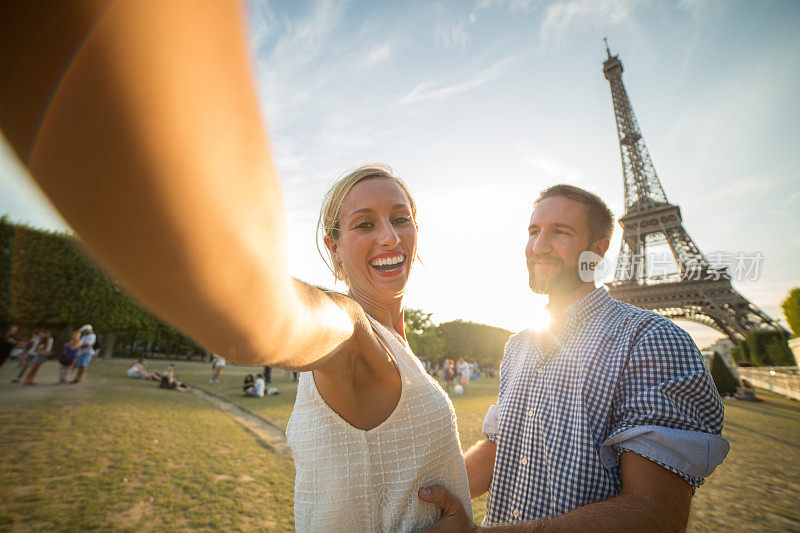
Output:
[{"xmin": 592, "ymin": 237, "xmax": 610, "ymax": 258}]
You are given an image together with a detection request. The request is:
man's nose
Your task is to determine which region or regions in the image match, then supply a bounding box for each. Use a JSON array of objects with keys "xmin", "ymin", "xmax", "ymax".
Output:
[{"xmin": 528, "ymin": 233, "xmax": 552, "ymax": 256}]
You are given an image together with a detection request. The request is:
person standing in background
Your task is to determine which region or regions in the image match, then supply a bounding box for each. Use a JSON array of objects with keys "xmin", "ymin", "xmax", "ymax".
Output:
[
  {"xmin": 12, "ymin": 330, "xmax": 41, "ymax": 383},
  {"xmin": 23, "ymin": 329, "xmax": 53, "ymax": 385},
  {"xmin": 209, "ymin": 353, "xmax": 225, "ymax": 384},
  {"xmin": 0, "ymin": 325, "xmax": 18, "ymax": 372},
  {"xmin": 59, "ymin": 330, "xmax": 81, "ymax": 384},
  {"xmin": 71, "ymin": 325, "xmax": 96, "ymax": 384}
]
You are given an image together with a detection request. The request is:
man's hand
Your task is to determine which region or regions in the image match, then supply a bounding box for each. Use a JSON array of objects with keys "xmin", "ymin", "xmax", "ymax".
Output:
[{"xmin": 418, "ymin": 485, "xmax": 477, "ymax": 533}]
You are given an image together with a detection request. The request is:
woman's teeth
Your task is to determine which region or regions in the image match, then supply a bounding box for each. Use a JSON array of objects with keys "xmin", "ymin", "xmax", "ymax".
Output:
[{"xmin": 370, "ymin": 255, "xmax": 405, "ymax": 272}]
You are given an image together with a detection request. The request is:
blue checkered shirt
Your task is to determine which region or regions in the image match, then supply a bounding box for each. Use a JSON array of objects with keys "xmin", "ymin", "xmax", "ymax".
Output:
[{"xmin": 483, "ymin": 287, "xmax": 729, "ymax": 525}]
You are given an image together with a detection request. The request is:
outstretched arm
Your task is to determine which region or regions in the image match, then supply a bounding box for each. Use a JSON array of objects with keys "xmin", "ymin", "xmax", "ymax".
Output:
[{"xmin": 0, "ymin": 1, "xmax": 353, "ymax": 368}]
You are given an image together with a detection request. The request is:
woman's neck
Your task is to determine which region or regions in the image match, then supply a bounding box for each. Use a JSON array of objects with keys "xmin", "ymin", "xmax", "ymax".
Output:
[{"xmin": 348, "ymin": 289, "xmax": 406, "ymax": 341}]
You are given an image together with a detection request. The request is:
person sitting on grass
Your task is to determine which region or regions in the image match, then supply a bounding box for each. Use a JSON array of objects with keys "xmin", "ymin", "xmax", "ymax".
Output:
[
  {"xmin": 244, "ymin": 373, "xmax": 265, "ymax": 398},
  {"xmin": 159, "ymin": 364, "xmax": 189, "ymax": 392},
  {"xmin": 58, "ymin": 330, "xmax": 81, "ymax": 384},
  {"xmin": 735, "ymin": 378, "xmax": 760, "ymax": 402},
  {"xmin": 127, "ymin": 358, "xmax": 160, "ymax": 381},
  {"xmin": 242, "ymin": 374, "xmax": 255, "ymax": 393}
]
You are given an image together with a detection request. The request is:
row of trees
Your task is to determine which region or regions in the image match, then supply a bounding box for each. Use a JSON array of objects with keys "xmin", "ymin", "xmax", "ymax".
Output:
[
  {"xmin": 0, "ymin": 217, "xmax": 203, "ymax": 359},
  {"xmin": 3, "ymin": 216, "xmax": 798, "ymax": 368},
  {"xmin": 728, "ymin": 288, "xmax": 799, "ymax": 366},
  {"xmin": 404, "ymin": 309, "xmax": 511, "ymax": 367}
]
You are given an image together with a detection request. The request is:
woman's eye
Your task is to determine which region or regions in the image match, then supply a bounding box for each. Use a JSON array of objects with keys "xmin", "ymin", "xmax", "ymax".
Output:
[
  {"xmin": 355, "ymin": 221, "xmax": 373, "ymax": 230},
  {"xmin": 393, "ymin": 216, "xmax": 411, "ymax": 225}
]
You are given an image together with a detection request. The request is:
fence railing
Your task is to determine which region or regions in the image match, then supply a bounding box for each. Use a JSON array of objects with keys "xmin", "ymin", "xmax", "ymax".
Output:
[{"xmin": 737, "ymin": 366, "xmax": 800, "ymax": 402}]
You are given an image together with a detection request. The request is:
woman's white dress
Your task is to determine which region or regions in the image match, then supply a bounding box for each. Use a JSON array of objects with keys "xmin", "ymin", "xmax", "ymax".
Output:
[{"xmin": 286, "ymin": 315, "xmax": 473, "ymax": 532}]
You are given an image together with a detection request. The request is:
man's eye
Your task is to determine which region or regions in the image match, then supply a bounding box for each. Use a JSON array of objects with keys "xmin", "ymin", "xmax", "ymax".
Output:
[{"xmin": 529, "ymin": 229, "xmax": 540, "ymax": 237}]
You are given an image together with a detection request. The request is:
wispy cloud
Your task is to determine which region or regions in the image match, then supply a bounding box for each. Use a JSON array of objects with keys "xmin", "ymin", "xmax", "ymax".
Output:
[
  {"xmin": 435, "ymin": 21, "xmax": 470, "ymax": 49},
  {"xmin": 521, "ymin": 151, "xmax": 585, "ymax": 183},
  {"xmin": 539, "ymin": 0, "xmax": 642, "ymax": 43},
  {"xmin": 471, "ymin": 0, "xmax": 537, "ymax": 18},
  {"xmin": 360, "ymin": 42, "xmax": 392, "ymax": 67},
  {"xmin": 396, "ymin": 55, "xmax": 515, "ymax": 105}
]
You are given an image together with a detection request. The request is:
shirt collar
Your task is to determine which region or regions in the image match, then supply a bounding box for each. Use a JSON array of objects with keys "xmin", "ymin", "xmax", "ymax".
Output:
[{"xmin": 562, "ymin": 286, "xmax": 612, "ymax": 325}]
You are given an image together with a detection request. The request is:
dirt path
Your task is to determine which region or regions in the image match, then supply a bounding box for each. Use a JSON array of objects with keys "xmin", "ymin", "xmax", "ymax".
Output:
[{"xmin": 189, "ymin": 386, "xmax": 292, "ymax": 457}]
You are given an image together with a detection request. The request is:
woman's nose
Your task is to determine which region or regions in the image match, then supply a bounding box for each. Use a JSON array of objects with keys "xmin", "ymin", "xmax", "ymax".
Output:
[{"xmin": 377, "ymin": 221, "xmax": 400, "ymax": 246}]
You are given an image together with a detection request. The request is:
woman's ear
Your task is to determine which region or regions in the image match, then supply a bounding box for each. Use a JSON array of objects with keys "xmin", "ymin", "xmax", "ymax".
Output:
[{"xmin": 323, "ymin": 234, "xmax": 338, "ymax": 260}]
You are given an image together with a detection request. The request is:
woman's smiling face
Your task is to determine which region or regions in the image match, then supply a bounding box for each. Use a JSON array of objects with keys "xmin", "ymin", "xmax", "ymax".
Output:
[{"xmin": 326, "ymin": 177, "xmax": 417, "ymax": 301}]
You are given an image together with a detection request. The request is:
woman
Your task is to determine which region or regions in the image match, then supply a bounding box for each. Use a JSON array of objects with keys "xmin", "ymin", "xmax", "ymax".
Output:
[
  {"xmin": 23, "ymin": 330, "xmax": 53, "ymax": 386},
  {"xmin": 59, "ymin": 330, "xmax": 81, "ymax": 384},
  {"xmin": 286, "ymin": 166, "xmax": 471, "ymax": 531},
  {"xmin": 209, "ymin": 354, "xmax": 225, "ymax": 384}
]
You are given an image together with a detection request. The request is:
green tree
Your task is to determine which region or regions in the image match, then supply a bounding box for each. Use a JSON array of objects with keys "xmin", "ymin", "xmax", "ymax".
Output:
[
  {"xmin": 709, "ymin": 352, "xmax": 739, "ymax": 395},
  {"xmin": 731, "ymin": 328, "xmax": 793, "ymax": 366},
  {"xmin": 781, "ymin": 288, "xmax": 800, "ymax": 338},
  {"xmin": 1, "ymin": 219, "xmax": 204, "ymax": 358},
  {"xmin": 404, "ymin": 308, "xmax": 434, "ymax": 335}
]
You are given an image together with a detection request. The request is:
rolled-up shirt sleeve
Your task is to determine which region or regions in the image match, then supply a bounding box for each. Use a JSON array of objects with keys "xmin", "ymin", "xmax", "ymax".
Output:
[
  {"xmin": 483, "ymin": 404, "xmax": 499, "ymax": 442},
  {"xmin": 600, "ymin": 320, "xmax": 730, "ymax": 487}
]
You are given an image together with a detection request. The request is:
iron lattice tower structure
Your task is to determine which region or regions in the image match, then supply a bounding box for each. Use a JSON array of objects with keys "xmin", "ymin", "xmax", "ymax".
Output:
[{"xmin": 602, "ymin": 41, "xmax": 779, "ymax": 342}]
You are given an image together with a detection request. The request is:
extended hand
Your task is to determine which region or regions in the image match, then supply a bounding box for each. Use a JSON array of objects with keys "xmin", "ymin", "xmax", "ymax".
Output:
[{"xmin": 418, "ymin": 485, "xmax": 478, "ymax": 533}]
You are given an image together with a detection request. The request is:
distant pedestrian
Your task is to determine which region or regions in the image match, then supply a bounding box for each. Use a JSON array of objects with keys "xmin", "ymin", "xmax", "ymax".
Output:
[
  {"xmin": 71, "ymin": 324, "xmax": 96, "ymax": 383},
  {"xmin": 263, "ymin": 365, "xmax": 271, "ymax": 385},
  {"xmin": 58, "ymin": 330, "xmax": 81, "ymax": 384},
  {"xmin": 23, "ymin": 329, "xmax": 53, "ymax": 385},
  {"xmin": 209, "ymin": 354, "xmax": 225, "ymax": 383},
  {"xmin": 457, "ymin": 357, "xmax": 470, "ymax": 389},
  {"xmin": 12, "ymin": 331, "xmax": 43, "ymax": 383},
  {"xmin": 0, "ymin": 325, "xmax": 18, "ymax": 371},
  {"xmin": 443, "ymin": 359, "xmax": 455, "ymax": 394}
]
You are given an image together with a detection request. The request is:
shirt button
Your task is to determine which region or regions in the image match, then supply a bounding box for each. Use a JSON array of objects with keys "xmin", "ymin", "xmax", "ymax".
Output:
[
  {"xmin": 536, "ymin": 368, "xmax": 544, "ymax": 375},
  {"xmin": 527, "ymin": 410, "xmax": 534, "ymax": 417},
  {"xmin": 513, "ymin": 509, "xmax": 520, "ymax": 518},
  {"xmin": 520, "ymin": 457, "xmax": 528, "ymax": 465}
]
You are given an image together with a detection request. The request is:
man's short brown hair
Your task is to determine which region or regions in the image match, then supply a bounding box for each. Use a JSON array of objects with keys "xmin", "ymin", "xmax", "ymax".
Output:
[{"xmin": 534, "ymin": 184, "xmax": 615, "ymax": 243}]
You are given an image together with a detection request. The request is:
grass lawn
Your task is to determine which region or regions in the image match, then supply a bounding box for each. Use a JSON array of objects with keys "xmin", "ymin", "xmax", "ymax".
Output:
[{"xmin": 1, "ymin": 358, "xmax": 799, "ymax": 531}]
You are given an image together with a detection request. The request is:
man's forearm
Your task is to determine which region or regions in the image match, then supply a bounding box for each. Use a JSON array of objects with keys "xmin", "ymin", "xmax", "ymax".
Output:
[
  {"xmin": 480, "ymin": 492, "xmax": 686, "ymax": 533},
  {"xmin": 464, "ymin": 439, "xmax": 496, "ymax": 498}
]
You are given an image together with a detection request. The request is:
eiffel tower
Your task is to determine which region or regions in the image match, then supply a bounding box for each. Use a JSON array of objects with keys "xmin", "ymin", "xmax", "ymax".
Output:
[{"xmin": 601, "ymin": 40, "xmax": 779, "ymax": 342}]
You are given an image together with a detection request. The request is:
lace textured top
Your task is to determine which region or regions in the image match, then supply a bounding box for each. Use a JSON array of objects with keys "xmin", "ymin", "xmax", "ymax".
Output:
[{"xmin": 286, "ymin": 315, "xmax": 473, "ymax": 532}]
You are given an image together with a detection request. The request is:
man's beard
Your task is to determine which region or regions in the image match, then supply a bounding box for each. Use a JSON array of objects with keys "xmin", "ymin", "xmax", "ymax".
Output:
[{"xmin": 527, "ymin": 255, "xmax": 585, "ymax": 296}]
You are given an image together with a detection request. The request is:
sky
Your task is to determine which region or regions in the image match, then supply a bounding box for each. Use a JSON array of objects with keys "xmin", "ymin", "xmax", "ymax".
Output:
[{"xmin": 1, "ymin": 0, "xmax": 799, "ymax": 346}]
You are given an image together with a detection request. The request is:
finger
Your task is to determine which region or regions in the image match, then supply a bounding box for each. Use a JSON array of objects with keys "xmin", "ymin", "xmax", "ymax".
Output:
[{"xmin": 418, "ymin": 485, "xmax": 459, "ymax": 510}]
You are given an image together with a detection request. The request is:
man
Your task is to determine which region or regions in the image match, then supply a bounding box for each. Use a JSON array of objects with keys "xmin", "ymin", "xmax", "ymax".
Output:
[
  {"xmin": 420, "ymin": 184, "xmax": 729, "ymax": 531},
  {"xmin": 72, "ymin": 324, "xmax": 96, "ymax": 384}
]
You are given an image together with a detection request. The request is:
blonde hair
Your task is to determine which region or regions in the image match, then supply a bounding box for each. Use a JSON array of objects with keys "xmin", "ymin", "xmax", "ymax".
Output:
[{"xmin": 316, "ymin": 164, "xmax": 417, "ymax": 283}]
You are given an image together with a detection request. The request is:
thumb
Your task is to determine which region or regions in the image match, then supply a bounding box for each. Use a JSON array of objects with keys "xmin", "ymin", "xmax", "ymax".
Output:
[{"xmin": 418, "ymin": 485, "xmax": 459, "ymax": 510}]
